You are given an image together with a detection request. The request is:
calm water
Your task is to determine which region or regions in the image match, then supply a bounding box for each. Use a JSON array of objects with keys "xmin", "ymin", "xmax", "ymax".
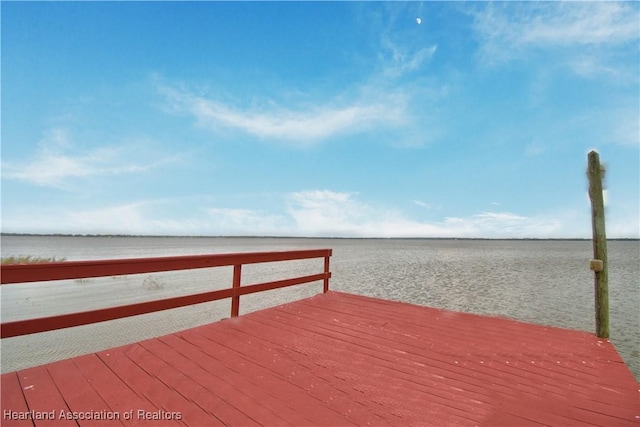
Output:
[{"xmin": 1, "ymin": 235, "xmax": 638, "ymax": 380}]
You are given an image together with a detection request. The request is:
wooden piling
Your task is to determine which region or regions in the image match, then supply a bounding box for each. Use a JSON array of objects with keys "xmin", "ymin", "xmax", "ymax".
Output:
[{"xmin": 587, "ymin": 150, "xmax": 609, "ymax": 338}]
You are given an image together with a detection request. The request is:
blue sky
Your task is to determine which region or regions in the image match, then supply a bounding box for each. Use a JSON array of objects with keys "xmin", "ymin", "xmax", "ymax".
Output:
[{"xmin": 2, "ymin": 1, "xmax": 639, "ymax": 238}]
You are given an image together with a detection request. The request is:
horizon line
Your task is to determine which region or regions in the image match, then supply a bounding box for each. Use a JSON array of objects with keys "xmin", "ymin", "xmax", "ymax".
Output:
[{"xmin": 2, "ymin": 232, "xmax": 638, "ymax": 241}]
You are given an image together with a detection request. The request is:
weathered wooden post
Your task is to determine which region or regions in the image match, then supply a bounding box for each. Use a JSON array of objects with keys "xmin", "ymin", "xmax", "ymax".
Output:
[
  {"xmin": 231, "ymin": 264, "xmax": 241, "ymax": 317},
  {"xmin": 323, "ymin": 250, "xmax": 332, "ymax": 293},
  {"xmin": 587, "ymin": 150, "xmax": 609, "ymax": 338}
]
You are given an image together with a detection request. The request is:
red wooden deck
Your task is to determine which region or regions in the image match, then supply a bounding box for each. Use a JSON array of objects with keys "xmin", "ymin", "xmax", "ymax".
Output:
[{"xmin": 2, "ymin": 291, "xmax": 638, "ymax": 427}]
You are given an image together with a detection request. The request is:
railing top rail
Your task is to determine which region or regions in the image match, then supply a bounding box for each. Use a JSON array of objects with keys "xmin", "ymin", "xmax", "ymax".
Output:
[
  {"xmin": 1, "ymin": 248, "xmax": 333, "ymax": 284},
  {"xmin": 1, "ymin": 248, "xmax": 333, "ymax": 337}
]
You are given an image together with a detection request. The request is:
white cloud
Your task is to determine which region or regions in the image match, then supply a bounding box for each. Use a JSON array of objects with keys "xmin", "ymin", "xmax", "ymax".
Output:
[
  {"xmin": 518, "ymin": 2, "xmax": 638, "ymax": 47},
  {"xmin": 1, "ymin": 201, "xmax": 154, "ymax": 235},
  {"xmin": 2, "ymin": 128, "xmax": 177, "ymax": 188},
  {"xmin": 441, "ymin": 211, "xmax": 563, "ymax": 238},
  {"xmin": 205, "ymin": 208, "xmax": 285, "ymax": 235},
  {"xmin": 471, "ymin": 2, "xmax": 639, "ymax": 72},
  {"xmin": 285, "ymin": 190, "xmax": 568, "ymax": 238},
  {"xmin": 67, "ymin": 202, "xmax": 150, "ymax": 234},
  {"xmin": 153, "ymin": 4, "xmax": 449, "ymax": 149},
  {"xmin": 569, "ymin": 56, "xmax": 622, "ymax": 79},
  {"xmin": 380, "ymin": 36, "xmax": 438, "ymax": 78},
  {"xmin": 4, "ymin": 190, "xmax": 630, "ymax": 238},
  {"xmin": 286, "ymin": 190, "xmax": 376, "ymax": 236},
  {"xmin": 413, "ymin": 200, "xmax": 432, "ymax": 208},
  {"xmin": 3, "ymin": 200, "xmax": 207, "ymax": 236},
  {"xmin": 158, "ymin": 84, "xmax": 407, "ymax": 145},
  {"xmin": 372, "ymin": 5, "xmax": 438, "ymax": 79}
]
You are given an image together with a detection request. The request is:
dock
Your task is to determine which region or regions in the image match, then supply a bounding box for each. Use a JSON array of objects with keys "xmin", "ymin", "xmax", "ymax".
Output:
[{"xmin": 1, "ymin": 250, "xmax": 638, "ymax": 426}]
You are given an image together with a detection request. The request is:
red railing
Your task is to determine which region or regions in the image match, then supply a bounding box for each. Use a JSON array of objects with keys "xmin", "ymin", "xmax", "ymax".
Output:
[{"xmin": 0, "ymin": 249, "xmax": 332, "ymax": 338}]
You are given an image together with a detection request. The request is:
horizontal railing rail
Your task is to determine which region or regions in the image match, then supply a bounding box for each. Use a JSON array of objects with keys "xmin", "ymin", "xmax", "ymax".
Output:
[{"xmin": 0, "ymin": 249, "xmax": 332, "ymax": 338}]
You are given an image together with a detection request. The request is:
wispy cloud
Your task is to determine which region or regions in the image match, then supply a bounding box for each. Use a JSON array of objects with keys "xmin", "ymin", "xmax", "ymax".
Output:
[
  {"xmin": 3, "ymin": 199, "xmax": 206, "ymax": 236},
  {"xmin": 286, "ymin": 190, "xmax": 376, "ymax": 235},
  {"xmin": 158, "ymin": 83, "xmax": 407, "ymax": 145},
  {"xmin": 569, "ymin": 56, "xmax": 627, "ymax": 79},
  {"xmin": 363, "ymin": 2, "xmax": 438, "ymax": 80},
  {"xmin": 381, "ymin": 36, "xmax": 437, "ymax": 78},
  {"xmin": 2, "ymin": 190, "xmax": 585, "ymax": 238},
  {"xmin": 441, "ymin": 211, "xmax": 563, "ymax": 239},
  {"xmin": 2, "ymin": 128, "xmax": 178, "ymax": 188},
  {"xmin": 517, "ymin": 2, "xmax": 638, "ymax": 47},
  {"xmin": 286, "ymin": 190, "xmax": 567, "ymax": 238},
  {"xmin": 1, "ymin": 201, "xmax": 154, "ymax": 235},
  {"xmin": 471, "ymin": 2, "xmax": 639, "ymax": 74},
  {"xmin": 67, "ymin": 202, "xmax": 151, "ymax": 234},
  {"xmin": 413, "ymin": 200, "xmax": 435, "ymax": 209},
  {"xmin": 153, "ymin": 3, "xmax": 450, "ymax": 148},
  {"xmin": 205, "ymin": 208, "xmax": 285, "ymax": 235}
]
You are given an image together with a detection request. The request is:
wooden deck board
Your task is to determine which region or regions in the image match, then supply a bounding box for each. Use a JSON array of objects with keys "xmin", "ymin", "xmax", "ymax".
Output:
[
  {"xmin": 137, "ymin": 338, "xmax": 260, "ymax": 427},
  {"xmin": 188, "ymin": 320, "xmax": 387, "ymax": 426},
  {"xmin": 253, "ymin": 301, "xmax": 549, "ymax": 402},
  {"xmin": 176, "ymin": 330, "xmax": 358, "ymax": 426},
  {"xmin": 1, "ymin": 373, "xmax": 33, "ymax": 427},
  {"xmin": 15, "ymin": 365, "xmax": 76, "ymax": 427},
  {"xmin": 236, "ymin": 312, "xmax": 490, "ymax": 424},
  {"xmin": 46, "ymin": 358, "xmax": 125, "ymax": 427},
  {"xmin": 97, "ymin": 345, "xmax": 216, "ymax": 426},
  {"xmin": 172, "ymin": 331, "xmax": 339, "ymax": 426},
  {"xmin": 2, "ymin": 291, "xmax": 638, "ymax": 426},
  {"xmin": 158, "ymin": 333, "xmax": 296, "ymax": 426}
]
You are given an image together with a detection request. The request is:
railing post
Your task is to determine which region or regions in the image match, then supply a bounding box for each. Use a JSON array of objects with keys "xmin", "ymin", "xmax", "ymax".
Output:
[
  {"xmin": 323, "ymin": 253, "xmax": 331, "ymax": 293},
  {"xmin": 231, "ymin": 264, "xmax": 242, "ymax": 317},
  {"xmin": 587, "ymin": 150, "xmax": 609, "ymax": 339}
]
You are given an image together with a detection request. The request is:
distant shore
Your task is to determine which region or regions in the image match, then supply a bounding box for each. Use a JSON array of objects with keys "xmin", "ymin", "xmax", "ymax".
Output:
[{"xmin": 2, "ymin": 233, "xmax": 638, "ymax": 241}]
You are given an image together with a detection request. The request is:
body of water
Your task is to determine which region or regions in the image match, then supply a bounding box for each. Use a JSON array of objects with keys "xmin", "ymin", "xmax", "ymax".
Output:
[{"xmin": 1, "ymin": 235, "xmax": 638, "ymax": 380}]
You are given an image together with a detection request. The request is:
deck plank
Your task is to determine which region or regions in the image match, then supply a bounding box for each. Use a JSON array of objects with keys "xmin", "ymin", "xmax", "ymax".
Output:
[
  {"xmin": 72, "ymin": 353, "xmax": 176, "ymax": 426},
  {"xmin": 2, "ymin": 291, "xmax": 638, "ymax": 426},
  {"xmin": 272, "ymin": 297, "xmax": 596, "ymax": 394},
  {"xmin": 1, "ymin": 373, "xmax": 33, "ymax": 427},
  {"xmin": 157, "ymin": 333, "xmax": 298, "ymax": 426},
  {"xmin": 189, "ymin": 317, "xmax": 388, "ymax": 426},
  {"xmin": 291, "ymin": 293, "xmax": 634, "ymax": 394},
  {"xmin": 121, "ymin": 343, "xmax": 227, "ymax": 426},
  {"xmin": 232, "ymin": 312, "xmax": 489, "ymax": 425},
  {"xmin": 97, "ymin": 344, "xmax": 217, "ymax": 426},
  {"xmin": 46, "ymin": 358, "xmax": 125, "ymax": 426},
  {"xmin": 15, "ymin": 365, "xmax": 76, "ymax": 427},
  {"xmin": 176, "ymin": 328, "xmax": 360, "ymax": 426},
  {"xmin": 137, "ymin": 337, "xmax": 261, "ymax": 427}
]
